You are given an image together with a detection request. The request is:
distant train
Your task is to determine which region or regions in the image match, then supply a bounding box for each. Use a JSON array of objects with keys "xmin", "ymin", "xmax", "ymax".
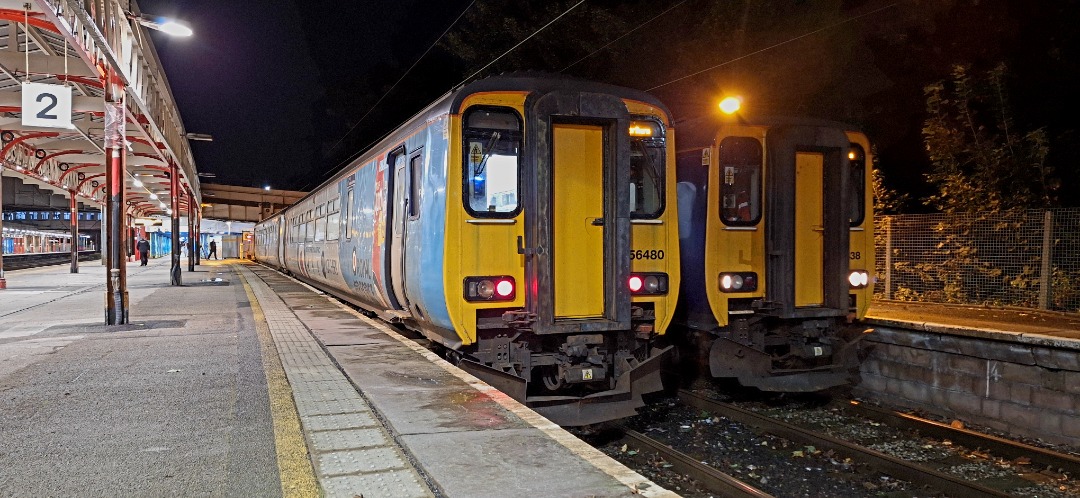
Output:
[
  {"xmin": 675, "ymin": 118, "xmax": 873, "ymax": 392},
  {"xmin": 254, "ymin": 74, "xmax": 680, "ymax": 426}
]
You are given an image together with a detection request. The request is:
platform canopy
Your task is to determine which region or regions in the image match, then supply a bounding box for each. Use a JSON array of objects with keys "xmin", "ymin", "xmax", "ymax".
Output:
[{"xmin": 0, "ymin": 0, "xmax": 200, "ymax": 216}]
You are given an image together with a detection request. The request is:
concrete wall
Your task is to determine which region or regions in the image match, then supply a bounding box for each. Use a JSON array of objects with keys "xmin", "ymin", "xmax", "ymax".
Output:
[{"xmin": 855, "ymin": 320, "xmax": 1080, "ymax": 446}]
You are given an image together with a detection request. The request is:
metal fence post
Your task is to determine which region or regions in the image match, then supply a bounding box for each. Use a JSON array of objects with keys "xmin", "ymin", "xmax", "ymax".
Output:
[
  {"xmin": 884, "ymin": 216, "xmax": 893, "ymax": 300},
  {"xmin": 1039, "ymin": 210, "xmax": 1053, "ymax": 310}
]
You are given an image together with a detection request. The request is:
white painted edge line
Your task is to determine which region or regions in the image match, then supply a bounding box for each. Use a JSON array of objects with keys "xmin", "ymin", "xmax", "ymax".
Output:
[{"xmin": 266, "ymin": 265, "xmax": 677, "ymax": 498}]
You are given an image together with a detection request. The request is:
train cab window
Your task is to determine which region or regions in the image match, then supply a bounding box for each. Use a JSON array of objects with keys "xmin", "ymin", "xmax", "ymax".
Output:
[
  {"xmin": 848, "ymin": 144, "xmax": 866, "ymax": 226},
  {"xmin": 718, "ymin": 137, "xmax": 763, "ymax": 226},
  {"xmin": 463, "ymin": 107, "xmax": 522, "ymax": 217},
  {"xmin": 629, "ymin": 118, "xmax": 665, "ymax": 218}
]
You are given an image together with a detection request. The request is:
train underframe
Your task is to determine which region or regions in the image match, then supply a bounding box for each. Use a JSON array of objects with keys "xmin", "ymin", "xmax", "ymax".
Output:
[
  {"xmin": 452, "ymin": 305, "xmax": 672, "ymax": 426},
  {"xmin": 692, "ymin": 315, "xmax": 865, "ymax": 392}
]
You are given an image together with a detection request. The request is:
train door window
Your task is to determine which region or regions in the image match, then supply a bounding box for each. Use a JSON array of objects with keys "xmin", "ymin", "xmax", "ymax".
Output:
[
  {"xmin": 344, "ymin": 188, "xmax": 353, "ymax": 240},
  {"xmin": 718, "ymin": 137, "xmax": 763, "ymax": 226},
  {"xmin": 409, "ymin": 152, "xmax": 422, "ymax": 219},
  {"xmin": 629, "ymin": 118, "xmax": 666, "ymax": 218},
  {"xmin": 462, "ymin": 106, "xmax": 522, "ymax": 217},
  {"xmin": 848, "ymin": 143, "xmax": 866, "ymax": 226}
]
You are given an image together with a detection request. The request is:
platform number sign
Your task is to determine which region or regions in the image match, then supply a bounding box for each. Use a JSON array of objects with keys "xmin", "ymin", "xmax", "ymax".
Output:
[{"xmin": 22, "ymin": 82, "xmax": 74, "ymax": 129}]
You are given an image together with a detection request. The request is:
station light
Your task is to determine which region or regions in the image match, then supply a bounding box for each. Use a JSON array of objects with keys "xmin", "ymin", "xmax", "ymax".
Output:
[
  {"xmin": 128, "ymin": 13, "xmax": 193, "ymax": 37},
  {"xmin": 719, "ymin": 96, "xmax": 742, "ymax": 115}
]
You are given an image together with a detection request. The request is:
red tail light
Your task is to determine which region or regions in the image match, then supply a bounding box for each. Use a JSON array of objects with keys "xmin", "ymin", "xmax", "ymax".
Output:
[
  {"xmin": 629, "ymin": 273, "xmax": 668, "ymax": 295},
  {"xmin": 464, "ymin": 276, "xmax": 516, "ymax": 302},
  {"xmin": 628, "ymin": 275, "xmax": 644, "ymax": 292}
]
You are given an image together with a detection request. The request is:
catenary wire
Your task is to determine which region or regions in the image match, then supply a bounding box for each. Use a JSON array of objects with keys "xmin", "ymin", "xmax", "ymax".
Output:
[
  {"xmin": 560, "ymin": 0, "xmax": 687, "ymax": 73},
  {"xmin": 646, "ymin": 1, "xmax": 899, "ymax": 91},
  {"xmin": 323, "ymin": 0, "xmax": 478, "ymax": 159}
]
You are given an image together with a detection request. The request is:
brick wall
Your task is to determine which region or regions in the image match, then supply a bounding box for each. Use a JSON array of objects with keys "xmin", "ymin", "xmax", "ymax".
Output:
[{"xmin": 854, "ymin": 320, "xmax": 1080, "ymax": 446}]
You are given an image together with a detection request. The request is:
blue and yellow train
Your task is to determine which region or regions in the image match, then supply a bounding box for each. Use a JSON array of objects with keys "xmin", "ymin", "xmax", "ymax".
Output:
[
  {"xmin": 675, "ymin": 117, "xmax": 874, "ymax": 392},
  {"xmin": 254, "ymin": 74, "xmax": 680, "ymax": 426}
]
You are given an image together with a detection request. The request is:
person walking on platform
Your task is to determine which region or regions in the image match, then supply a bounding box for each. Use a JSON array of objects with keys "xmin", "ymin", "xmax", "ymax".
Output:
[
  {"xmin": 137, "ymin": 237, "xmax": 151, "ymax": 266},
  {"xmin": 208, "ymin": 239, "xmax": 218, "ymax": 260}
]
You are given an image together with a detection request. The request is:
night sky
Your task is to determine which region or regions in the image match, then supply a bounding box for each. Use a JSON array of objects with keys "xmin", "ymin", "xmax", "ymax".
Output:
[{"xmin": 137, "ymin": 0, "xmax": 1080, "ymax": 208}]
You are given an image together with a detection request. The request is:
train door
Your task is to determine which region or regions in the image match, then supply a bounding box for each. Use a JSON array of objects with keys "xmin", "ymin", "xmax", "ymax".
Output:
[
  {"xmin": 552, "ymin": 123, "xmax": 605, "ymax": 318},
  {"xmin": 765, "ymin": 126, "xmax": 850, "ymax": 317},
  {"xmin": 524, "ymin": 91, "xmax": 631, "ymax": 333},
  {"xmin": 388, "ymin": 148, "xmax": 409, "ymax": 311},
  {"xmin": 794, "ymin": 152, "xmax": 825, "ymax": 306}
]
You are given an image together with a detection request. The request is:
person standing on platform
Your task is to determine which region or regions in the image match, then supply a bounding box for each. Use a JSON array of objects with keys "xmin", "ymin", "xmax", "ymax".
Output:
[
  {"xmin": 137, "ymin": 237, "xmax": 150, "ymax": 266},
  {"xmin": 208, "ymin": 239, "xmax": 218, "ymax": 260}
]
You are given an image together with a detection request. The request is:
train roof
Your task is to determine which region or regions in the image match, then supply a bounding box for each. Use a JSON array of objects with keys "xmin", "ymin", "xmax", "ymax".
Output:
[
  {"xmin": 674, "ymin": 115, "xmax": 867, "ymax": 153},
  {"xmin": 291, "ymin": 74, "xmax": 672, "ymax": 207}
]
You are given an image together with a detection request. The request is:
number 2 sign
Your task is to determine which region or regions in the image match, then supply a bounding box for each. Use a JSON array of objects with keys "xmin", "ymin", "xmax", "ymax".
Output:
[{"xmin": 22, "ymin": 82, "xmax": 74, "ymax": 129}]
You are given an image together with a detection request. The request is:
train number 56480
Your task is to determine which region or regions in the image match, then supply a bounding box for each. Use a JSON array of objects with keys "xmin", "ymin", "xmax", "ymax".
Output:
[{"xmin": 631, "ymin": 249, "xmax": 664, "ymax": 260}]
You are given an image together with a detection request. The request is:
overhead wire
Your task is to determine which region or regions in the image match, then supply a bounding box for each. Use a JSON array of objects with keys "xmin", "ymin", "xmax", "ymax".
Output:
[
  {"xmin": 456, "ymin": 0, "xmax": 586, "ymax": 87},
  {"xmin": 646, "ymin": 1, "xmax": 900, "ymax": 91},
  {"xmin": 323, "ymin": 0, "xmax": 478, "ymax": 159},
  {"xmin": 560, "ymin": 0, "xmax": 687, "ymax": 73},
  {"xmin": 312, "ymin": 0, "xmax": 587, "ymax": 189}
]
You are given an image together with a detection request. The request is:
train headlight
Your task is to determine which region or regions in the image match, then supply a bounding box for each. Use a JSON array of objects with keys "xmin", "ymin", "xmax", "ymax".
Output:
[
  {"xmin": 629, "ymin": 273, "xmax": 667, "ymax": 295},
  {"xmin": 465, "ymin": 276, "xmax": 516, "ymax": 302},
  {"xmin": 719, "ymin": 272, "xmax": 757, "ymax": 292},
  {"xmin": 848, "ymin": 270, "xmax": 869, "ymax": 289}
]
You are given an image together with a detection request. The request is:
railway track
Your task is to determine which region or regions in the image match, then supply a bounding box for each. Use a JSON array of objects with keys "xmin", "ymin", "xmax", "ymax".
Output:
[
  {"xmin": 676, "ymin": 389, "xmax": 1078, "ymax": 497},
  {"xmin": 616, "ymin": 427, "xmax": 774, "ymax": 498}
]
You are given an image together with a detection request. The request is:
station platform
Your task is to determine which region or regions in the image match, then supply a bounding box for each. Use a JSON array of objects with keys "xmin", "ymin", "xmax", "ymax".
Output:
[
  {"xmin": 0, "ymin": 258, "xmax": 671, "ymax": 497},
  {"xmin": 867, "ymin": 300, "xmax": 1080, "ymax": 345}
]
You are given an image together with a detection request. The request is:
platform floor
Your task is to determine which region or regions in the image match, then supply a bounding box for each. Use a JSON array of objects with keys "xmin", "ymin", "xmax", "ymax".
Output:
[
  {"xmin": 868, "ymin": 300, "xmax": 1080, "ymax": 343},
  {"xmin": 0, "ymin": 258, "xmax": 671, "ymax": 497}
]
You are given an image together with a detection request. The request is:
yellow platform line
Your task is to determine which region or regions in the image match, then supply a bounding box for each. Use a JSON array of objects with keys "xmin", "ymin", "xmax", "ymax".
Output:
[{"xmin": 237, "ymin": 266, "xmax": 320, "ymax": 497}]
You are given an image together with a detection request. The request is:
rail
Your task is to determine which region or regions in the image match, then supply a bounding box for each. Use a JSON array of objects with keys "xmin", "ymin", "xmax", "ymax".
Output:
[{"xmin": 678, "ymin": 390, "xmax": 1011, "ymax": 498}]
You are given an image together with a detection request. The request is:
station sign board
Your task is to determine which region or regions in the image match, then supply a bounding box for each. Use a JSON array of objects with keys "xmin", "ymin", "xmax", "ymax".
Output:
[{"xmin": 21, "ymin": 82, "xmax": 74, "ymax": 129}]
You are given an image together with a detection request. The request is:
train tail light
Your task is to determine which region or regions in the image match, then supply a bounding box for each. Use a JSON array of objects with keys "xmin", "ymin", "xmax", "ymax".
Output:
[
  {"xmin": 719, "ymin": 272, "xmax": 757, "ymax": 292},
  {"xmin": 629, "ymin": 273, "xmax": 668, "ymax": 295},
  {"xmin": 465, "ymin": 276, "xmax": 516, "ymax": 301},
  {"xmin": 848, "ymin": 270, "xmax": 869, "ymax": 289}
]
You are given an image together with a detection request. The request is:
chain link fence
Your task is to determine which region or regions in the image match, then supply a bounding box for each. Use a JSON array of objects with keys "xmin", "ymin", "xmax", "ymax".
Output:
[{"xmin": 874, "ymin": 209, "xmax": 1080, "ymax": 312}]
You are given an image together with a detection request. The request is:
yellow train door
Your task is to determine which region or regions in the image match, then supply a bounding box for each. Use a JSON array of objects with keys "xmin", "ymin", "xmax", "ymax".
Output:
[
  {"xmin": 794, "ymin": 152, "xmax": 824, "ymax": 307},
  {"xmin": 552, "ymin": 123, "xmax": 605, "ymax": 319}
]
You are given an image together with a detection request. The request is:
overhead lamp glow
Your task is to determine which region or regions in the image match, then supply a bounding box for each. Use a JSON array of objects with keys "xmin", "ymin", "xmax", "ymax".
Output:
[
  {"xmin": 719, "ymin": 96, "xmax": 742, "ymax": 115},
  {"xmin": 150, "ymin": 193, "xmax": 158, "ymax": 200},
  {"xmin": 264, "ymin": 185, "xmax": 271, "ymax": 191},
  {"xmin": 128, "ymin": 13, "xmax": 193, "ymax": 37},
  {"xmin": 133, "ymin": 179, "xmax": 143, "ymax": 187}
]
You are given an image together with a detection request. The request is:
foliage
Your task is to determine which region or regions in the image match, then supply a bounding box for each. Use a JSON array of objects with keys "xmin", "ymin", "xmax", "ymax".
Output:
[{"xmin": 922, "ymin": 63, "xmax": 1057, "ymax": 215}]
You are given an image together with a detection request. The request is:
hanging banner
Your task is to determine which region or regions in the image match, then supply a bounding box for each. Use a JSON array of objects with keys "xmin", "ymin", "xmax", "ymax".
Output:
[{"xmin": 21, "ymin": 82, "xmax": 74, "ymax": 129}]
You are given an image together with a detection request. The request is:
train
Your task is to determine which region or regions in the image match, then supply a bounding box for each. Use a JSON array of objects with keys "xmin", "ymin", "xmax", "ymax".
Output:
[
  {"xmin": 674, "ymin": 117, "xmax": 874, "ymax": 392},
  {"xmin": 254, "ymin": 74, "xmax": 681, "ymax": 426}
]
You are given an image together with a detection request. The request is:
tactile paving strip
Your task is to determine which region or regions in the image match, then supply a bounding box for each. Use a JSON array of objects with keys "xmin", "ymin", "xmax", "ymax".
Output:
[{"xmin": 240, "ymin": 266, "xmax": 433, "ymax": 498}]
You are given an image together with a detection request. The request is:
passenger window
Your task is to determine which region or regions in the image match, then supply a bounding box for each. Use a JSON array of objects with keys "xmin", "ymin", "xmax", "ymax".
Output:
[
  {"xmin": 718, "ymin": 137, "xmax": 762, "ymax": 226},
  {"xmin": 463, "ymin": 107, "xmax": 522, "ymax": 216},
  {"xmin": 409, "ymin": 153, "xmax": 422, "ymax": 219},
  {"xmin": 326, "ymin": 212, "xmax": 340, "ymax": 240},
  {"xmin": 314, "ymin": 217, "xmax": 326, "ymax": 242},
  {"xmin": 848, "ymin": 144, "xmax": 866, "ymax": 226}
]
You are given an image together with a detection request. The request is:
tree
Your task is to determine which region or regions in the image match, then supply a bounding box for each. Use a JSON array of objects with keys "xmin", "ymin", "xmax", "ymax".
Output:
[{"xmin": 922, "ymin": 63, "xmax": 1056, "ymax": 214}]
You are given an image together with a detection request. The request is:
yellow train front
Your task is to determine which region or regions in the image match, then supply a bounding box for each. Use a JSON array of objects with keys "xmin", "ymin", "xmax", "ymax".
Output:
[
  {"xmin": 675, "ymin": 118, "xmax": 873, "ymax": 391},
  {"xmin": 255, "ymin": 75, "xmax": 679, "ymax": 426}
]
